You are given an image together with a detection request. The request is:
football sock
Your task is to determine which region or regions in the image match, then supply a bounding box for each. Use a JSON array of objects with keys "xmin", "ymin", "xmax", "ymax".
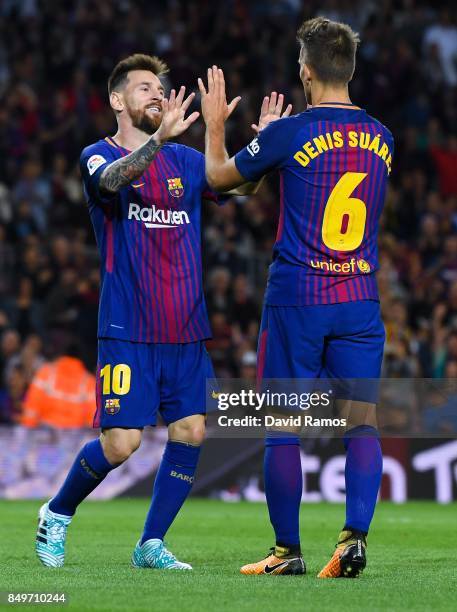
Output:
[
  {"xmin": 49, "ymin": 439, "xmax": 115, "ymax": 516},
  {"xmin": 140, "ymin": 441, "xmax": 200, "ymax": 544},
  {"xmin": 264, "ymin": 435, "xmax": 302, "ymax": 549},
  {"xmin": 344, "ymin": 425, "xmax": 382, "ymax": 533}
]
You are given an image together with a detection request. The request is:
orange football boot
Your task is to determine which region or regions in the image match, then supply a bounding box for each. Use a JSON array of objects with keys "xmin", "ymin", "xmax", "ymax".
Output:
[
  {"xmin": 318, "ymin": 530, "xmax": 367, "ymax": 578},
  {"xmin": 240, "ymin": 546, "xmax": 305, "ymax": 575}
]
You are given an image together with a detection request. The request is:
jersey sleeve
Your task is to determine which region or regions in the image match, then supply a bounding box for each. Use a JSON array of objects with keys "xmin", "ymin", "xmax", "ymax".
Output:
[
  {"xmin": 79, "ymin": 142, "xmax": 118, "ymax": 205},
  {"xmin": 234, "ymin": 117, "xmax": 295, "ymax": 182}
]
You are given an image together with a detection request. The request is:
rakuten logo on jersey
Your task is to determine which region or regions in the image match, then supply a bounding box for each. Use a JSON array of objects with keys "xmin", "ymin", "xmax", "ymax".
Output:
[{"xmin": 128, "ymin": 203, "xmax": 190, "ymax": 229}]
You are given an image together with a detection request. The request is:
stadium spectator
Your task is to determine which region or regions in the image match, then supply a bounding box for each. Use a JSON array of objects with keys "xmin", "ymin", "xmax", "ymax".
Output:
[
  {"xmin": 229, "ymin": 274, "xmax": 259, "ymax": 335},
  {"xmin": 12, "ymin": 158, "xmax": 51, "ymax": 233},
  {"xmin": 239, "ymin": 350, "xmax": 257, "ymax": 382},
  {"xmin": 429, "ymin": 134, "xmax": 457, "ymax": 198},
  {"xmin": 207, "ymin": 267, "xmax": 232, "ymax": 314},
  {"xmin": 43, "ymin": 267, "xmax": 80, "ymax": 333},
  {"xmin": 0, "ymin": 363, "xmax": 27, "ymax": 424},
  {"xmin": 6, "ymin": 333, "xmax": 45, "ymax": 383},
  {"xmin": 1, "ymin": 276, "xmax": 44, "ymax": 339},
  {"xmin": 0, "ymin": 328, "xmax": 21, "ymax": 383},
  {"xmin": 21, "ymin": 343, "xmax": 95, "ymax": 429},
  {"xmin": 423, "ymin": 9, "xmax": 457, "ymax": 87}
]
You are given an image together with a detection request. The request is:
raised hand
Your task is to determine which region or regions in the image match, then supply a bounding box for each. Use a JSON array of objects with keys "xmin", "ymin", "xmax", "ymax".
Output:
[
  {"xmin": 251, "ymin": 92, "xmax": 292, "ymax": 134},
  {"xmin": 155, "ymin": 86, "xmax": 200, "ymax": 143},
  {"xmin": 198, "ymin": 65, "xmax": 241, "ymax": 127}
]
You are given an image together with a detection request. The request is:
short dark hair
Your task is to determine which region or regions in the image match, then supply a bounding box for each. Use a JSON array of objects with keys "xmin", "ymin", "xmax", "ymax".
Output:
[
  {"xmin": 297, "ymin": 17, "xmax": 360, "ymax": 84},
  {"xmin": 108, "ymin": 53, "xmax": 169, "ymax": 94}
]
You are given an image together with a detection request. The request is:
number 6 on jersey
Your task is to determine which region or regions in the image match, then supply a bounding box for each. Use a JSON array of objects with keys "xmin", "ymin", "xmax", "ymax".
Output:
[{"xmin": 322, "ymin": 171, "xmax": 367, "ymax": 252}]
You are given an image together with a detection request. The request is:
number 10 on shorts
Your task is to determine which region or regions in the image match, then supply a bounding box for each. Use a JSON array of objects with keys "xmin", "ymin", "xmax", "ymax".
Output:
[{"xmin": 100, "ymin": 364, "xmax": 131, "ymax": 395}]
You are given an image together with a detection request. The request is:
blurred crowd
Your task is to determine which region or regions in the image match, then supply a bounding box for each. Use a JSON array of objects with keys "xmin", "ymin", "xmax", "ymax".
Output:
[{"xmin": 0, "ymin": 0, "xmax": 456, "ymax": 426}]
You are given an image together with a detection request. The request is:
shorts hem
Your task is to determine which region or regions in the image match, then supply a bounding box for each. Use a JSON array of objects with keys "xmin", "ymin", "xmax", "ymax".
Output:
[
  {"xmin": 161, "ymin": 410, "xmax": 206, "ymax": 426},
  {"xmin": 95, "ymin": 422, "xmax": 156, "ymax": 430}
]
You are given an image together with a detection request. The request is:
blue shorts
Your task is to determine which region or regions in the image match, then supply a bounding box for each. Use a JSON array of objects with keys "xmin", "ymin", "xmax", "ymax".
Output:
[
  {"xmin": 257, "ymin": 301, "xmax": 385, "ymax": 403},
  {"xmin": 94, "ymin": 339, "xmax": 215, "ymax": 429}
]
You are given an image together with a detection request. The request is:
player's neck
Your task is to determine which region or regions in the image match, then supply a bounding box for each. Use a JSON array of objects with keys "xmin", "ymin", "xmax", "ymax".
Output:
[
  {"xmin": 311, "ymin": 83, "xmax": 351, "ymax": 107},
  {"xmin": 112, "ymin": 125, "xmax": 153, "ymax": 152}
]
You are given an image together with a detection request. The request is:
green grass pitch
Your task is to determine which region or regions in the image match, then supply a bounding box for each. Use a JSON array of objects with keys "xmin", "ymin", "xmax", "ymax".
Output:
[{"xmin": 1, "ymin": 499, "xmax": 456, "ymax": 611}]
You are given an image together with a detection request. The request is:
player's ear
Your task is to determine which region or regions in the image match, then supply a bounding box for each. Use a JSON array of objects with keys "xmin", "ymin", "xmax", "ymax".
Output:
[
  {"xmin": 302, "ymin": 64, "xmax": 312, "ymax": 83},
  {"xmin": 110, "ymin": 91, "xmax": 124, "ymax": 113}
]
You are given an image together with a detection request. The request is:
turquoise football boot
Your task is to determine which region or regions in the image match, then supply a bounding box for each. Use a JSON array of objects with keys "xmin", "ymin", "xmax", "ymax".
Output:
[
  {"xmin": 35, "ymin": 501, "xmax": 72, "ymax": 567},
  {"xmin": 132, "ymin": 539, "xmax": 192, "ymax": 570}
]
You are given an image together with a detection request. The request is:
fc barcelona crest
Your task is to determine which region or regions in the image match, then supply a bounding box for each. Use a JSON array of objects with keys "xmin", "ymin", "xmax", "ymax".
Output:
[
  {"xmin": 105, "ymin": 398, "xmax": 121, "ymax": 415},
  {"xmin": 167, "ymin": 177, "xmax": 184, "ymax": 198}
]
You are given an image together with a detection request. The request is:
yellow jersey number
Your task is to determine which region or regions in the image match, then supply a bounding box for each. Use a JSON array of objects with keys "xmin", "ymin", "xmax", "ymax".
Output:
[
  {"xmin": 321, "ymin": 172, "xmax": 367, "ymax": 252},
  {"xmin": 100, "ymin": 364, "xmax": 131, "ymax": 395}
]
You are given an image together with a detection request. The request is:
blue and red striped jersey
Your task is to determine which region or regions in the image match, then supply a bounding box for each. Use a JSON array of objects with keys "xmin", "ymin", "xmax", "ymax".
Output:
[
  {"xmin": 235, "ymin": 106, "xmax": 394, "ymax": 305},
  {"xmin": 80, "ymin": 137, "xmax": 221, "ymax": 343}
]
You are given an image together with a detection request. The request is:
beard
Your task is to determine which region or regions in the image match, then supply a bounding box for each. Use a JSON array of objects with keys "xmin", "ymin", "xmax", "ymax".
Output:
[{"xmin": 127, "ymin": 104, "xmax": 162, "ymax": 134}]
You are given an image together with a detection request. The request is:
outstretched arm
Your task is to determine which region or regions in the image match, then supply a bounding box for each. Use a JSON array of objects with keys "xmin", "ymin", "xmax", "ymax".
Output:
[
  {"xmin": 99, "ymin": 87, "xmax": 199, "ymax": 194},
  {"xmin": 199, "ymin": 67, "xmax": 292, "ymax": 192},
  {"xmin": 198, "ymin": 67, "xmax": 243, "ymax": 192}
]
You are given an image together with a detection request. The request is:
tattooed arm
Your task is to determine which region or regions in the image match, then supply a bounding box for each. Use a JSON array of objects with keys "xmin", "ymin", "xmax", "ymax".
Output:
[
  {"xmin": 99, "ymin": 135, "xmax": 163, "ymax": 193},
  {"xmin": 99, "ymin": 86, "xmax": 200, "ymax": 194}
]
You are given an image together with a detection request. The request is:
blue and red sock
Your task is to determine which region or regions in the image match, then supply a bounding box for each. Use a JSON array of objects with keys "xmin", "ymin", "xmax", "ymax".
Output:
[
  {"xmin": 344, "ymin": 425, "xmax": 383, "ymax": 534},
  {"xmin": 140, "ymin": 441, "xmax": 200, "ymax": 544},
  {"xmin": 49, "ymin": 439, "xmax": 115, "ymax": 516},
  {"xmin": 264, "ymin": 435, "xmax": 302, "ymax": 550}
]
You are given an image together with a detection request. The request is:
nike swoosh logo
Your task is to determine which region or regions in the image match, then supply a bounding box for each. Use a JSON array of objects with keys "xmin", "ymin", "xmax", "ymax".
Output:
[
  {"xmin": 132, "ymin": 183, "xmax": 145, "ymax": 188},
  {"xmin": 264, "ymin": 561, "xmax": 289, "ymax": 574}
]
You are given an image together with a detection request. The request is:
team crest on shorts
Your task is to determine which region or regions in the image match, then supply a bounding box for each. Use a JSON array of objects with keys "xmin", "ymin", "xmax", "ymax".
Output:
[
  {"xmin": 167, "ymin": 177, "xmax": 184, "ymax": 198},
  {"xmin": 105, "ymin": 398, "xmax": 121, "ymax": 414}
]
